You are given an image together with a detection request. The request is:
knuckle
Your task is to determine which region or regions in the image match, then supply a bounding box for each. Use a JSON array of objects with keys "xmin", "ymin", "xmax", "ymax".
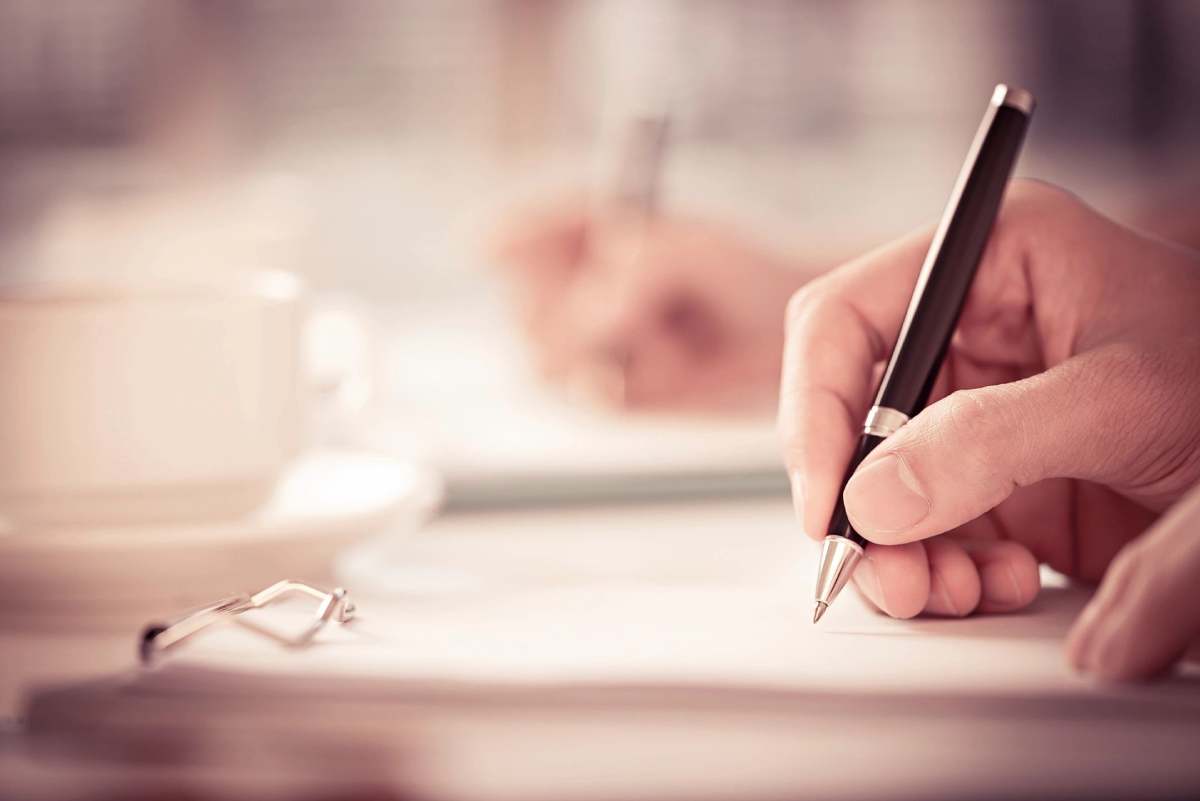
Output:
[
  {"xmin": 1123, "ymin": 569, "xmax": 1157, "ymax": 614},
  {"xmin": 784, "ymin": 278, "xmax": 831, "ymax": 331},
  {"xmin": 991, "ymin": 180, "xmax": 1089, "ymax": 267},
  {"xmin": 941, "ymin": 389, "xmax": 1000, "ymax": 453},
  {"xmin": 1004, "ymin": 178, "xmax": 1082, "ymax": 220},
  {"xmin": 946, "ymin": 384, "xmax": 1046, "ymax": 485},
  {"xmin": 936, "ymin": 387, "xmax": 1032, "ymax": 492},
  {"xmin": 943, "ymin": 388, "xmax": 991, "ymax": 430},
  {"xmin": 1105, "ymin": 543, "xmax": 1153, "ymax": 608}
]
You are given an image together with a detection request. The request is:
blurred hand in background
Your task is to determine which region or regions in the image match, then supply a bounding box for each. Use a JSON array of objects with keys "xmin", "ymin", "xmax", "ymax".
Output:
[
  {"xmin": 490, "ymin": 194, "xmax": 816, "ymax": 413},
  {"xmin": 780, "ymin": 180, "xmax": 1200, "ymax": 678}
]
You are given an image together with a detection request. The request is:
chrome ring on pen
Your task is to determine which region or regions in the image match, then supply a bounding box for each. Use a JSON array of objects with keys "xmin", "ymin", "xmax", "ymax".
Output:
[{"xmin": 863, "ymin": 405, "xmax": 910, "ymax": 438}]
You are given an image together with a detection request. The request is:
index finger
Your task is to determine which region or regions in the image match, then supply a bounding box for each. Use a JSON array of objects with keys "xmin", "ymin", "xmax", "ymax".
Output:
[{"xmin": 778, "ymin": 227, "xmax": 933, "ymax": 541}]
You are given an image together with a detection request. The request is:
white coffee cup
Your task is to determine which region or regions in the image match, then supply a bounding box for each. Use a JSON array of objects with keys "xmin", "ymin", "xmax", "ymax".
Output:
[{"xmin": 0, "ymin": 272, "xmax": 304, "ymax": 529}]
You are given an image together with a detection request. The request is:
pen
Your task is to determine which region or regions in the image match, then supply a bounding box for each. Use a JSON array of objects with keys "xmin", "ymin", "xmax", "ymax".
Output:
[
  {"xmin": 572, "ymin": 113, "xmax": 670, "ymax": 407},
  {"xmin": 812, "ymin": 84, "xmax": 1035, "ymax": 623},
  {"xmin": 609, "ymin": 112, "xmax": 669, "ymax": 218}
]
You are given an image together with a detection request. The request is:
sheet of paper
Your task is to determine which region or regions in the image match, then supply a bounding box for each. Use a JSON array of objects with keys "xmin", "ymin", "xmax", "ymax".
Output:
[
  {"xmin": 142, "ymin": 499, "xmax": 1200, "ymax": 707},
  {"xmin": 155, "ymin": 580, "xmax": 1093, "ymax": 696}
]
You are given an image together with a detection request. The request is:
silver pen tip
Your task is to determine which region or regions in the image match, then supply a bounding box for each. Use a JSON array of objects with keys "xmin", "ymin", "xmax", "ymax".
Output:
[{"xmin": 812, "ymin": 535, "xmax": 864, "ymax": 621}]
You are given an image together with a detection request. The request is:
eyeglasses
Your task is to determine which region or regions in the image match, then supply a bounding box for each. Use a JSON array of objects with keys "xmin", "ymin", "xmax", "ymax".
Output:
[{"xmin": 139, "ymin": 579, "xmax": 356, "ymax": 664}]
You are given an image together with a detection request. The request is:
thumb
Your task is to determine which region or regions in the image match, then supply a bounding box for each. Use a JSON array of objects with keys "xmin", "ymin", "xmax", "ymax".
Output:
[
  {"xmin": 1065, "ymin": 482, "xmax": 1200, "ymax": 681},
  {"xmin": 843, "ymin": 348, "xmax": 1129, "ymax": 545}
]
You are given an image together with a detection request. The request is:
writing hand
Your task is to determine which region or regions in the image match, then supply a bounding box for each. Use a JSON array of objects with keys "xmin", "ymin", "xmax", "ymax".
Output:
[{"xmin": 780, "ymin": 181, "xmax": 1200, "ymax": 639}]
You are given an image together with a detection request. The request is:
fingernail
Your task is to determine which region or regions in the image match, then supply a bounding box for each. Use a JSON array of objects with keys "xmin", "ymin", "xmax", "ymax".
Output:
[
  {"xmin": 855, "ymin": 555, "xmax": 890, "ymax": 616},
  {"xmin": 789, "ymin": 469, "xmax": 806, "ymax": 529},
  {"xmin": 981, "ymin": 562, "xmax": 1023, "ymax": 608},
  {"xmin": 932, "ymin": 572, "xmax": 961, "ymax": 617},
  {"xmin": 1066, "ymin": 601, "xmax": 1103, "ymax": 673},
  {"xmin": 843, "ymin": 453, "xmax": 929, "ymax": 536},
  {"xmin": 1070, "ymin": 618, "xmax": 1099, "ymax": 671}
]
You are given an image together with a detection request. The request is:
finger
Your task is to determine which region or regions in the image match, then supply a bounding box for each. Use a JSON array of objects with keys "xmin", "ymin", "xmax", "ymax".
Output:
[
  {"xmin": 556, "ymin": 233, "xmax": 673, "ymax": 407},
  {"xmin": 959, "ymin": 538, "xmax": 1040, "ymax": 613},
  {"xmin": 1063, "ymin": 589, "xmax": 1108, "ymax": 672},
  {"xmin": 842, "ymin": 345, "xmax": 1159, "ymax": 545},
  {"xmin": 779, "ymin": 229, "xmax": 934, "ymax": 540},
  {"xmin": 1067, "ymin": 484, "xmax": 1200, "ymax": 681},
  {"xmin": 562, "ymin": 218, "xmax": 755, "ymax": 411},
  {"xmin": 1067, "ymin": 549, "xmax": 1181, "ymax": 681},
  {"xmin": 922, "ymin": 538, "xmax": 982, "ymax": 617},
  {"xmin": 492, "ymin": 202, "xmax": 593, "ymax": 358},
  {"xmin": 852, "ymin": 541, "xmax": 930, "ymax": 619},
  {"xmin": 488, "ymin": 195, "xmax": 589, "ymax": 277}
]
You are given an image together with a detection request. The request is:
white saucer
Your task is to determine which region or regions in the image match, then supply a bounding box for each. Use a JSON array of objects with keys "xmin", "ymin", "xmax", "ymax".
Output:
[{"xmin": 0, "ymin": 450, "xmax": 441, "ymax": 629}]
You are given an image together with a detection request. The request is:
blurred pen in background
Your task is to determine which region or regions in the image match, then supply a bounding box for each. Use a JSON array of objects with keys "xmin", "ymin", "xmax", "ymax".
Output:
[{"xmin": 565, "ymin": 112, "xmax": 671, "ymax": 409}]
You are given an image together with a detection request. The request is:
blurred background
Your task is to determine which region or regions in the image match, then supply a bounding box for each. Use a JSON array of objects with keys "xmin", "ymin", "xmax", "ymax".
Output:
[
  {"xmin": 5, "ymin": 0, "xmax": 1200, "ymax": 770},
  {"xmin": 2, "ymin": 0, "xmax": 1199, "ymax": 508},
  {"xmin": 4, "ymin": 0, "xmax": 1199, "ymax": 280}
]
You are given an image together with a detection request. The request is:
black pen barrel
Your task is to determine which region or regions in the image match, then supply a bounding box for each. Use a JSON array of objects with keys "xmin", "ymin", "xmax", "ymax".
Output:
[
  {"xmin": 876, "ymin": 91, "xmax": 1033, "ymax": 418},
  {"xmin": 822, "ymin": 86, "xmax": 1033, "ymax": 548}
]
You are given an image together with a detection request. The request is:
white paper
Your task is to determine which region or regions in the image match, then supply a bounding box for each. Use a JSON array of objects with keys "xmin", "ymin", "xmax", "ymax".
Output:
[{"xmin": 142, "ymin": 499, "xmax": 1200, "ymax": 708}]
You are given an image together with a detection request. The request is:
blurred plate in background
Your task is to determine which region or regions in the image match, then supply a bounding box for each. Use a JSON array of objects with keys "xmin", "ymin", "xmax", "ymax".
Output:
[{"xmin": 0, "ymin": 450, "xmax": 440, "ymax": 631}]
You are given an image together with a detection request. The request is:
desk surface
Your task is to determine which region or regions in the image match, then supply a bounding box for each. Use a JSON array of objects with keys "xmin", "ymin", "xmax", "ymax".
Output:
[{"xmin": 9, "ymin": 497, "xmax": 1200, "ymax": 801}]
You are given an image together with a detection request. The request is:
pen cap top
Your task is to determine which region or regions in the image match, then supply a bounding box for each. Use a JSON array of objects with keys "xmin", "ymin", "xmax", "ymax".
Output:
[{"xmin": 992, "ymin": 84, "xmax": 1035, "ymax": 115}]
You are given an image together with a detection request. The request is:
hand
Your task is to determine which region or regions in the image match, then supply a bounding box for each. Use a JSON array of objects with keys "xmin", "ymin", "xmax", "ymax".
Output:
[
  {"xmin": 779, "ymin": 180, "xmax": 1200, "ymax": 643},
  {"xmin": 489, "ymin": 195, "xmax": 811, "ymax": 412},
  {"xmin": 1067, "ymin": 481, "xmax": 1200, "ymax": 681}
]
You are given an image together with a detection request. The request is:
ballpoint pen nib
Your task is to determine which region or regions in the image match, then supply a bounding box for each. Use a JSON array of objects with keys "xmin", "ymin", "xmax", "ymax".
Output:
[{"xmin": 812, "ymin": 601, "xmax": 828, "ymax": 624}]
